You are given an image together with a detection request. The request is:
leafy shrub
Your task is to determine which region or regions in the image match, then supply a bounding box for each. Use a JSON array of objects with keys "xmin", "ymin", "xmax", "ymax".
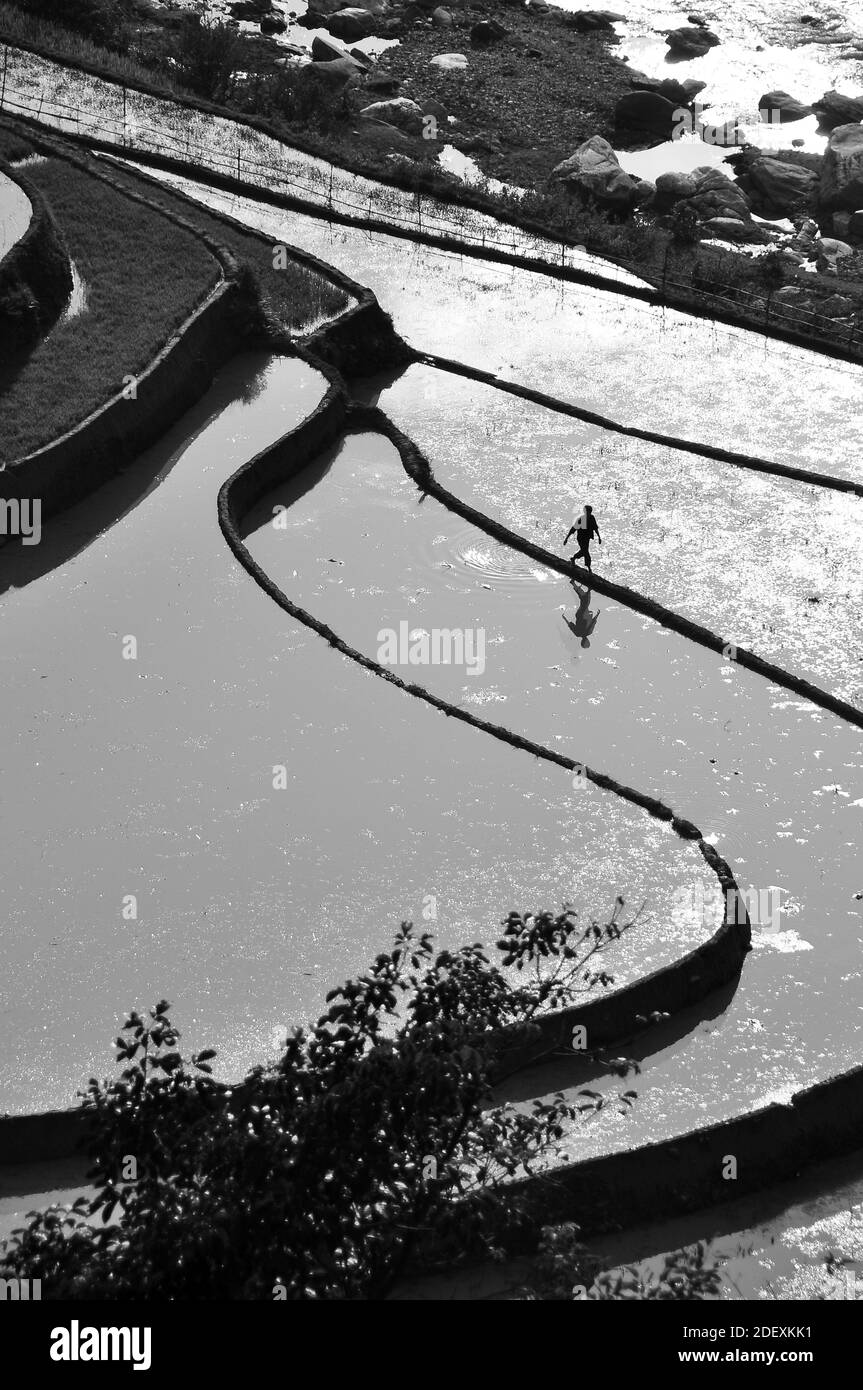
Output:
[
  {"xmin": 671, "ymin": 201, "xmax": 700, "ymax": 246},
  {"xmin": 174, "ymin": 13, "xmax": 242, "ymax": 105},
  {"xmin": 0, "ymin": 905, "xmax": 641, "ymax": 1299}
]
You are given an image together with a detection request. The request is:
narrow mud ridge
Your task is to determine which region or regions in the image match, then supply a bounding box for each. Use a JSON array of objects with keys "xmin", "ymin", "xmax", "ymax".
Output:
[
  {"xmin": 354, "ymin": 403, "xmax": 863, "ymax": 732},
  {"xmin": 419, "ymin": 351, "xmax": 863, "ymax": 499}
]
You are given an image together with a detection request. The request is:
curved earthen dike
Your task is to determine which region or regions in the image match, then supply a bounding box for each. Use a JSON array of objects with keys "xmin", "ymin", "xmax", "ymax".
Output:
[{"xmin": 0, "ymin": 153, "xmax": 71, "ymax": 373}]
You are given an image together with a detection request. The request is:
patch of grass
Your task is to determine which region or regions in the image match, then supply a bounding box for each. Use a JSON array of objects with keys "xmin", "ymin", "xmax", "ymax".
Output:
[
  {"xmin": 0, "ymin": 122, "xmax": 35, "ymax": 161},
  {"xmin": 0, "ymin": 1, "xmax": 191, "ymax": 94},
  {"xmin": 0, "ymin": 151, "xmax": 220, "ymax": 462},
  {"xmin": 98, "ymin": 154, "xmax": 353, "ymax": 337}
]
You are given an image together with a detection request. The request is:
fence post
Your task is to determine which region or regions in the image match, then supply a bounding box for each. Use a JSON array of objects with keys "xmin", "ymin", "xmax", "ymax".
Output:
[
  {"xmin": 0, "ymin": 46, "xmax": 7, "ymax": 112},
  {"xmin": 236, "ymin": 146, "xmax": 241, "ymax": 183},
  {"xmin": 122, "ymin": 84, "xmax": 127, "ymax": 146}
]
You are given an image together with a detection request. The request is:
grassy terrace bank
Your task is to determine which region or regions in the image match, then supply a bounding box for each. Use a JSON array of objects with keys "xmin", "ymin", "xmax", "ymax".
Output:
[
  {"xmin": 0, "ymin": 126, "xmax": 219, "ymax": 463},
  {"xmin": 6, "ymin": 6, "xmax": 863, "ymax": 361},
  {"xmin": 0, "ymin": 119, "xmax": 352, "ymax": 461}
]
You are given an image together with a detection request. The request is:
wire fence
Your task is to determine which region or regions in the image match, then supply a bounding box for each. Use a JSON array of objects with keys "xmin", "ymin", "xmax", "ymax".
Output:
[{"xmin": 1, "ymin": 41, "xmax": 863, "ymax": 355}]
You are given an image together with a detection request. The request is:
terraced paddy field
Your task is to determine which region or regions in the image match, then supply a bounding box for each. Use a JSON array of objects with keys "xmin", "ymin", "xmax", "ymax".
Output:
[{"xmin": 2, "ymin": 44, "xmax": 863, "ymax": 1302}]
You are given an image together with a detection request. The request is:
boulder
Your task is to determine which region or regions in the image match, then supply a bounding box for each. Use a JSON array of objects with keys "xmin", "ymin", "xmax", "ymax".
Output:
[
  {"xmin": 702, "ymin": 216, "xmax": 766, "ymax": 242},
  {"xmin": 431, "ymin": 6, "xmax": 453, "ymax": 24},
  {"xmin": 665, "ymin": 24, "xmax": 720, "ymax": 57},
  {"xmin": 816, "ymin": 236, "xmax": 854, "ymax": 272},
  {"xmin": 551, "ymin": 135, "xmax": 649, "ymax": 209},
  {"xmin": 745, "ymin": 155, "xmax": 819, "ymax": 216},
  {"xmin": 654, "ymin": 170, "xmax": 697, "ymax": 208},
  {"xmin": 260, "ymin": 14, "xmax": 288, "ymax": 33},
  {"xmin": 312, "ymin": 33, "xmax": 352, "ymax": 61},
  {"xmin": 359, "ymin": 97, "xmax": 425, "ymax": 134},
  {"xmin": 614, "ymin": 90, "xmax": 680, "ymax": 136},
  {"xmin": 630, "ymin": 76, "xmax": 707, "ymax": 105},
  {"xmin": 699, "ymin": 118, "xmax": 745, "ymax": 147},
  {"xmin": 819, "ymin": 122, "xmax": 863, "ymax": 211},
  {"xmin": 328, "ymin": 7, "xmax": 376, "ymax": 39},
  {"xmin": 568, "ymin": 9, "xmax": 624, "ymax": 30},
  {"xmin": 849, "ymin": 209, "xmax": 863, "ymax": 239},
  {"xmin": 296, "ymin": 0, "xmax": 346, "ymax": 23},
  {"xmin": 303, "ymin": 55, "xmax": 364, "ymax": 85},
  {"xmin": 421, "ymin": 97, "xmax": 449, "ymax": 121},
  {"xmin": 229, "ymin": 1, "xmax": 271, "ymax": 17},
  {"xmin": 690, "ymin": 166, "xmax": 751, "ymax": 216},
  {"xmin": 429, "ymin": 52, "xmax": 468, "ymax": 69},
  {"xmin": 357, "ymin": 117, "xmax": 413, "ymax": 150},
  {"xmin": 470, "ymin": 19, "xmax": 508, "ymax": 45},
  {"xmin": 812, "ymin": 90, "xmax": 863, "ymax": 130},
  {"xmin": 364, "ymin": 72, "xmax": 401, "ymax": 95},
  {"xmin": 758, "ymin": 90, "xmax": 813, "ymax": 123}
]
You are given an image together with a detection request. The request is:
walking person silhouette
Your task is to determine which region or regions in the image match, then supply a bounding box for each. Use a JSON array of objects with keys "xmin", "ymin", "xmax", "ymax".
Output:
[{"xmin": 563, "ymin": 505, "xmax": 602, "ymax": 571}]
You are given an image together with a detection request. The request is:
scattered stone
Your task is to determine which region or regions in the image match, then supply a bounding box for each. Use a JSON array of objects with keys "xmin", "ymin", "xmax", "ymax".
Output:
[
  {"xmin": 702, "ymin": 216, "xmax": 767, "ymax": 242},
  {"xmin": 429, "ymin": 52, "xmax": 468, "ymax": 69},
  {"xmin": 359, "ymin": 96, "xmax": 425, "ymax": 133},
  {"xmin": 665, "ymin": 24, "xmax": 720, "ymax": 58},
  {"xmin": 328, "ymin": 7, "xmax": 377, "ymax": 40},
  {"xmin": 364, "ymin": 71, "xmax": 401, "ymax": 95},
  {"xmin": 774, "ymin": 285, "xmax": 809, "ymax": 303},
  {"xmin": 654, "ymin": 170, "xmax": 697, "ymax": 209},
  {"xmin": 421, "ymin": 97, "xmax": 449, "ymax": 121},
  {"xmin": 615, "ymin": 90, "xmax": 680, "ymax": 136},
  {"xmin": 431, "ymin": 6, "xmax": 453, "ymax": 25},
  {"xmin": 470, "ymin": 18, "xmax": 508, "ymax": 45},
  {"xmin": 551, "ymin": 135, "xmax": 651, "ymax": 209},
  {"xmin": 820, "ymin": 122, "xmax": 863, "ymax": 211},
  {"xmin": 817, "ymin": 292, "xmax": 856, "ymax": 316},
  {"xmin": 567, "ymin": 10, "xmax": 624, "ymax": 31},
  {"xmin": 812, "ymin": 89, "xmax": 863, "ymax": 130},
  {"xmin": 630, "ymin": 76, "xmax": 707, "ymax": 106},
  {"xmin": 357, "ymin": 117, "xmax": 413, "ymax": 149},
  {"xmin": 304, "ymin": 54, "xmax": 364, "ymax": 85},
  {"xmin": 759, "ymin": 90, "xmax": 813, "ymax": 123},
  {"xmin": 311, "ymin": 33, "xmax": 352, "ymax": 61},
  {"xmin": 229, "ymin": 1, "xmax": 271, "ymax": 18},
  {"xmin": 744, "ymin": 155, "xmax": 819, "ymax": 217},
  {"xmin": 815, "ymin": 237, "xmax": 855, "ymax": 275}
]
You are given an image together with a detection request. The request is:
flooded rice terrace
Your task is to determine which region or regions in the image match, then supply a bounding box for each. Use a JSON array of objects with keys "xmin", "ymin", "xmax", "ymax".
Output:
[{"xmin": 0, "ymin": 355, "xmax": 712, "ymax": 1113}]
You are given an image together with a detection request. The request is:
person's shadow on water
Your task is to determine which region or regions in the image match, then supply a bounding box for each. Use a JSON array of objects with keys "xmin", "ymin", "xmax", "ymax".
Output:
[{"xmin": 562, "ymin": 580, "xmax": 600, "ymax": 653}]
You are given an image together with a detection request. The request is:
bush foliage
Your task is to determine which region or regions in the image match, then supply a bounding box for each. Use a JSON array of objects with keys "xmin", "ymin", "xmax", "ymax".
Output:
[{"xmin": 1, "ymin": 905, "xmax": 646, "ymax": 1300}]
